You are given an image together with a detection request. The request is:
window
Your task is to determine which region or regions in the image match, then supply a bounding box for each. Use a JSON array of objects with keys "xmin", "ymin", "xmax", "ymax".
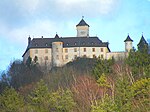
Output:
[
  {"xmin": 56, "ymin": 55, "xmax": 59, "ymax": 59},
  {"xmin": 65, "ymin": 55, "xmax": 68, "ymax": 59},
  {"xmin": 92, "ymin": 48, "xmax": 95, "ymax": 52},
  {"xmin": 83, "ymin": 55, "xmax": 86, "ymax": 58},
  {"xmin": 56, "ymin": 48, "xmax": 59, "ymax": 52},
  {"xmin": 45, "ymin": 43, "xmax": 48, "ymax": 46},
  {"xmin": 101, "ymin": 54, "xmax": 104, "ymax": 59},
  {"xmin": 84, "ymin": 48, "xmax": 86, "ymax": 52},
  {"xmin": 35, "ymin": 43, "xmax": 38, "ymax": 46},
  {"xmin": 35, "ymin": 49, "xmax": 38, "ymax": 54},
  {"xmin": 34, "ymin": 56, "xmax": 38, "ymax": 63},
  {"xmin": 101, "ymin": 48, "xmax": 103, "ymax": 52},
  {"xmin": 65, "ymin": 49, "xmax": 68, "ymax": 53},
  {"xmin": 93, "ymin": 54, "xmax": 96, "ymax": 58},
  {"xmin": 74, "ymin": 48, "xmax": 77, "ymax": 52},
  {"xmin": 45, "ymin": 49, "xmax": 48, "ymax": 53},
  {"xmin": 74, "ymin": 55, "xmax": 77, "ymax": 59},
  {"xmin": 45, "ymin": 56, "xmax": 48, "ymax": 60}
]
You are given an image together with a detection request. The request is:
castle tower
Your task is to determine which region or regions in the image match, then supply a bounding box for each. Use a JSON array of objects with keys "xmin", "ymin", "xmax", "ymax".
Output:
[
  {"xmin": 124, "ymin": 34, "xmax": 133, "ymax": 52},
  {"xmin": 76, "ymin": 17, "xmax": 90, "ymax": 37},
  {"xmin": 52, "ymin": 34, "xmax": 63, "ymax": 67},
  {"xmin": 137, "ymin": 34, "xmax": 148, "ymax": 52}
]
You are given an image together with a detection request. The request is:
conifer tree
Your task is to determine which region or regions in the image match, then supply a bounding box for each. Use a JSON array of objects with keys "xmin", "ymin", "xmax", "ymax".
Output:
[
  {"xmin": 92, "ymin": 58, "xmax": 114, "ymax": 79},
  {"xmin": 28, "ymin": 80, "xmax": 76, "ymax": 112},
  {"xmin": 28, "ymin": 80, "xmax": 50, "ymax": 112},
  {"xmin": 126, "ymin": 48, "xmax": 150, "ymax": 78},
  {"xmin": 130, "ymin": 78, "xmax": 150, "ymax": 112},
  {"xmin": 0, "ymin": 87, "xmax": 25, "ymax": 112},
  {"xmin": 91, "ymin": 94, "xmax": 118, "ymax": 112},
  {"xmin": 115, "ymin": 76, "xmax": 132, "ymax": 112}
]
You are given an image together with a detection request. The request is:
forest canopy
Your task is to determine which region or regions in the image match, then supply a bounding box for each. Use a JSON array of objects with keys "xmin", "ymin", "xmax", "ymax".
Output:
[{"xmin": 0, "ymin": 46, "xmax": 150, "ymax": 112}]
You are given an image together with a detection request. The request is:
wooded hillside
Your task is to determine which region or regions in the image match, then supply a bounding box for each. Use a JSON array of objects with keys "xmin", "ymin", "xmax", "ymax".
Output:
[{"xmin": 0, "ymin": 48, "xmax": 150, "ymax": 112}]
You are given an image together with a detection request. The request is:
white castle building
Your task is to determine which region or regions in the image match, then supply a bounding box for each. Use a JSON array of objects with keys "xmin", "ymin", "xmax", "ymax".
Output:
[{"xmin": 22, "ymin": 18, "xmax": 134, "ymax": 68}]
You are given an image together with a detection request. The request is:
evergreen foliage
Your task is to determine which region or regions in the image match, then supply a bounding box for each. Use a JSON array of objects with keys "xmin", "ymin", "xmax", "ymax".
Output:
[
  {"xmin": 92, "ymin": 58, "xmax": 114, "ymax": 79},
  {"xmin": 126, "ymin": 48, "xmax": 150, "ymax": 78},
  {"xmin": 0, "ymin": 55, "xmax": 150, "ymax": 112},
  {"xmin": 91, "ymin": 94, "xmax": 118, "ymax": 112},
  {"xmin": 114, "ymin": 76, "xmax": 132, "ymax": 112},
  {"xmin": 26, "ymin": 56, "xmax": 32, "ymax": 67},
  {"xmin": 33, "ymin": 56, "xmax": 38, "ymax": 64},
  {"xmin": 7, "ymin": 60, "xmax": 44, "ymax": 89},
  {"xmin": 0, "ymin": 87, "xmax": 25, "ymax": 112},
  {"xmin": 28, "ymin": 80, "xmax": 76, "ymax": 112}
]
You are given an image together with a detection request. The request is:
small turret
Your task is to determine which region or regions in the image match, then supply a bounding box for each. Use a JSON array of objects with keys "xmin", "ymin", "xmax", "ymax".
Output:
[
  {"xmin": 124, "ymin": 34, "xmax": 133, "ymax": 52},
  {"xmin": 137, "ymin": 34, "xmax": 148, "ymax": 52},
  {"xmin": 54, "ymin": 33, "xmax": 59, "ymax": 38},
  {"xmin": 76, "ymin": 17, "xmax": 90, "ymax": 37},
  {"xmin": 52, "ymin": 34, "xmax": 63, "ymax": 67}
]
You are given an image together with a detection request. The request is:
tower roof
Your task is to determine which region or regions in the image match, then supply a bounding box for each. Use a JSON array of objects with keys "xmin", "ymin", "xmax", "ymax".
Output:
[
  {"xmin": 138, "ymin": 34, "xmax": 148, "ymax": 46},
  {"xmin": 124, "ymin": 34, "xmax": 133, "ymax": 42},
  {"xmin": 53, "ymin": 33, "xmax": 63, "ymax": 42},
  {"xmin": 54, "ymin": 33, "xmax": 59, "ymax": 38},
  {"xmin": 76, "ymin": 19, "xmax": 89, "ymax": 27}
]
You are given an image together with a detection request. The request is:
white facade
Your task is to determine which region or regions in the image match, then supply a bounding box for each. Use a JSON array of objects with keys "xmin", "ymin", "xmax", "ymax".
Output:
[
  {"xmin": 125, "ymin": 41, "xmax": 133, "ymax": 52},
  {"xmin": 77, "ymin": 26, "xmax": 89, "ymax": 37},
  {"xmin": 22, "ymin": 18, "xmax": 133, "ymax": 69}
]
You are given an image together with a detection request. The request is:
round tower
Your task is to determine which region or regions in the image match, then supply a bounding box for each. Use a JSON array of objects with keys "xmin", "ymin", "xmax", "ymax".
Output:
[
  {"xmin": 137, "ymin": 34, "xmax": 148, "ymax": 52},
  {"xmin": 52, "ymin": 34, "xmax": 63, "ymax": 67},
  {"xmin": 124, "ymin": 34, "xmax": 133, "ymax": 52},
  {"xmin": 76, "ymin": 17, "xmax": 90, "ymax": 37}
]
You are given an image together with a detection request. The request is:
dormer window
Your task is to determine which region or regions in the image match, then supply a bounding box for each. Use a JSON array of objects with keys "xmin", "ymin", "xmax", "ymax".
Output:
[
  {"xmin": 66, "ymin": 43, "xmax": 69, "ymax": 46},
  {"xmin": 45, "ymin": 43, "xmax": 48, "ymax": 46},
  {"xmin": 74, "ymin": 42, "xmax": 77, "ymax": 45},
  {"xmin": 82, "ymin": 42, "xmax": 85, "ymax": 45},
  {"xmin": 35, "ymin": 43, "xmax": 38, "ymax": 46}
]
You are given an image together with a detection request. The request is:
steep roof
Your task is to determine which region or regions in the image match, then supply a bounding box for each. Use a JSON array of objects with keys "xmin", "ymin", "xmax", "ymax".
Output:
[
  {"xmin": 22, "ymin": 36, "xmax": 110, "ymax": 57},
  {"xmin": 137, "ymin": 35, "xmax": 148, "ymax": 46},
  {"xmin": 54, "ymin": 34, "xmax": 59, "ymax": 38},
  {"xmin": 124, "ymin": 34, "xmax": 133, "ymax": 42},
  {"xmin": 76, "ymin": 19, "xmax": 89, "ymax": 27},
  {"xmin": 53, "ymin": 34, "xmax": 63, "ymax": 42}
]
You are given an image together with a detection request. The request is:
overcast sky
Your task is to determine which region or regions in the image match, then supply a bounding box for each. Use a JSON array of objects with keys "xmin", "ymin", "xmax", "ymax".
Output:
[{"xmin": 0, "ymin": 0, "xmax": 150, "ymax": 71}]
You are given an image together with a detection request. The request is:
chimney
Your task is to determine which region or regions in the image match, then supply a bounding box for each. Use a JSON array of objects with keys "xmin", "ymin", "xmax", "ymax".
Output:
[{"xmin": 28, "ymin": 36, "xmax": 31, "ymax": 45}]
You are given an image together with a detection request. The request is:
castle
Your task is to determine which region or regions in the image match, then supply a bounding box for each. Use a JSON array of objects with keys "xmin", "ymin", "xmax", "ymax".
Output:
[{"xmin": 22, "ymin": 18, "xmax": 147, "ymax": 68}]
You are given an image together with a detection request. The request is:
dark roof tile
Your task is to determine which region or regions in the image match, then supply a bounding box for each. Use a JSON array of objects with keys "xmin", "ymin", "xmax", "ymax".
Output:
[
  {"xmin": 22, "ymin": 36, "xmax": 110, "ymax": 57},
  {"xmin": 124, "ymin": 34, "xmax": 133, "ymax": 42},
  {"xmin": 76, "ymin": 19, "xmax": 89, "ymax": 27},
  {"xmin": 138, "ymin": 35, "xmax": 148, "ymax": 46}
]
